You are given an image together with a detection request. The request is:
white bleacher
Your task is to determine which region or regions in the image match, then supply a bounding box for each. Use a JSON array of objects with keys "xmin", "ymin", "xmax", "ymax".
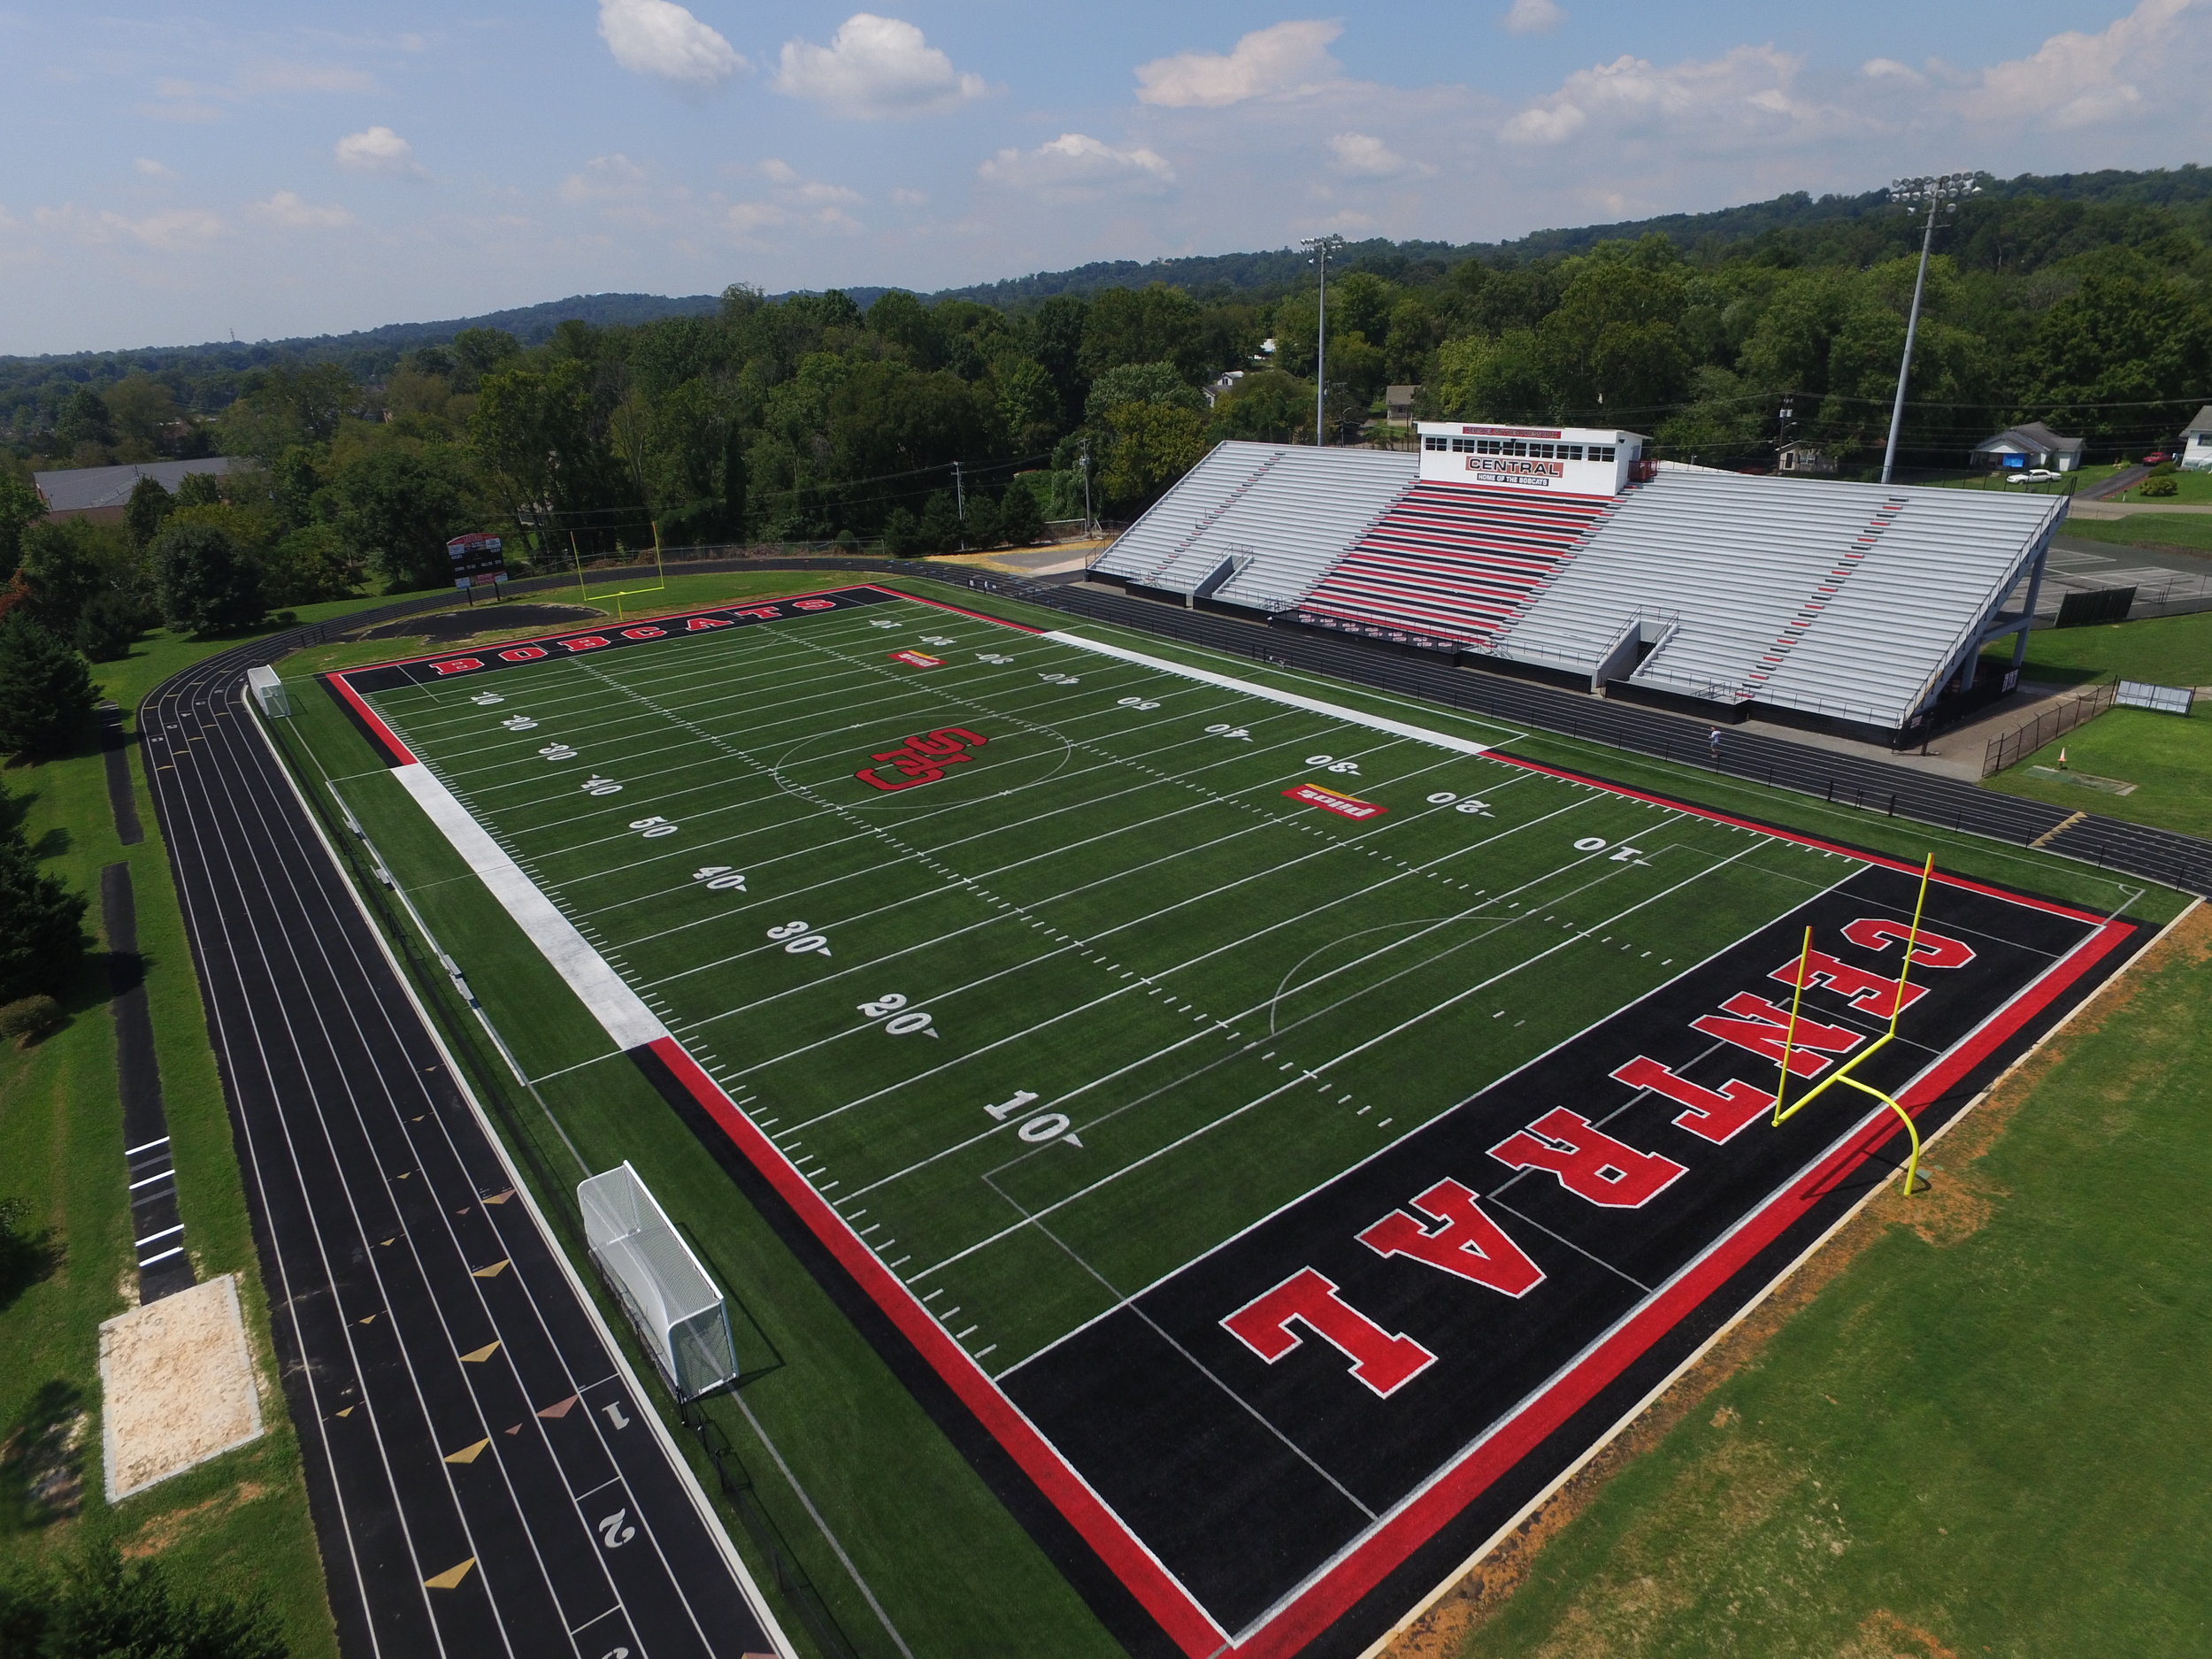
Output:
[
  {"xmin": 1088, "ymin": 444, "xmax": 2061, "ymax": 735},
  {"xmin": 1090, "ymin": 442, "xmax": 1415, "ymax": 606},
  {"xmin": 1508, "ymin": 472, "xmax": 2060, "ymax": 729}
]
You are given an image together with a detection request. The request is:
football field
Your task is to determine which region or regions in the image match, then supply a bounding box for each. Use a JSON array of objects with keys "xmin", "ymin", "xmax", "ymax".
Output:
[{"xmin": 323, "ymin": 585, "xmax": 2136, "ymax": 1657}]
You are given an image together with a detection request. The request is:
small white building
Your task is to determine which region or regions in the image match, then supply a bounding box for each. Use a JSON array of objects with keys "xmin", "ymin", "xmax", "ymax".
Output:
[
  {"xmin": 1417, "ymin": 422, "xmax": 1647, "ymax": 496},
  {"xmin": 2180, "ymin": 406, "xmax": 2212, "ymax": 472}
]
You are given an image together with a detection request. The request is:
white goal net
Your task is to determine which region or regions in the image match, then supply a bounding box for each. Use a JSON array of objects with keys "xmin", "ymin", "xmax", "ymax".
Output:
[{"xmin": 578, "ymin": 1163, "xmax": 739, "ymax": 1400}]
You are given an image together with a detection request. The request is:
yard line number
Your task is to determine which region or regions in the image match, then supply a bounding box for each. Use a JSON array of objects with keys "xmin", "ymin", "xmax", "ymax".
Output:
[
  {"xmin": 1574, "ymin": 836, "xmax": 1652, "ymax": 864},
  {"xmin": 692, "ymin": 865, "xmax": 748, "ymax": 891},
  {"xmin": 1426, "ymin": 791, "xmax": 1492, "ymax": 815},
  {"xmin": 857, "ymin": 993, "xmax": 938, "ymax": 1038},
  {"xmin": 767, "ymin": 920, "xmax": 832, "ymax": 956},
  {"xmin": 630, "ymin": 816, "xmax": 678, "ymax": 840},
  {"xmin": 982, "ymin": 1087, "xmax": 1082, "ymax": 1148},
  {"xmin": 581, "ymin": 775, "xmax": 622, "ymax": 795}
]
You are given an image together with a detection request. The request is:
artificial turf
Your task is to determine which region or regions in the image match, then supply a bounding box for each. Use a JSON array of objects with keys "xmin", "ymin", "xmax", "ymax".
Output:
[{"xmin": 267, "ymin": 572, "xmax": 2188, "ymax": 1655}]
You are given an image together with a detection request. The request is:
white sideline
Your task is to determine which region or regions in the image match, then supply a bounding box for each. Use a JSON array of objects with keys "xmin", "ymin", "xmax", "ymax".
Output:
[
  {"xmin": 393, "ymin": 763, "xmax": 669, "ymax": 1048},
  {"xmin": 1043, "ymin": 629, "xmax": 1495, "ymax": 757}
]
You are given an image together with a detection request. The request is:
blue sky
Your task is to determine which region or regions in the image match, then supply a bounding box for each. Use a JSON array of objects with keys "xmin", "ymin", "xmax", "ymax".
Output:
[{"xmin": 2, "ymin": 0, "xmax": 2206, "ymax": 354}]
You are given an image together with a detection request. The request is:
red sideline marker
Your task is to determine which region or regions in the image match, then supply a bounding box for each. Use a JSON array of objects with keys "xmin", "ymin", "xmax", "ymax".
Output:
[
  {"xmin": 1285, "ymin": 782, "xmax": 1386, "ymax": 820},
  {"xmin": 890, "ymin": 649, "xmax": 944, "ymax": 667}
]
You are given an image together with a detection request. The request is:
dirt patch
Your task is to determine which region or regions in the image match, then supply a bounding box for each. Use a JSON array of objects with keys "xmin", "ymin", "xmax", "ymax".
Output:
[
  {"xmin": 345, "ymin": 603, "xmax": 605, "ymax": 645},
  {"xmin": 120, "ymin": 1479, "xmax": 272, "ymax": 1559},
  {"xmin": 99, "ymin": 1274, "xmax": 264, "ymax": 1502},
  {"xmin": 1380, "ymin": 904, "xmax": 2207, "ymax": 1658}
]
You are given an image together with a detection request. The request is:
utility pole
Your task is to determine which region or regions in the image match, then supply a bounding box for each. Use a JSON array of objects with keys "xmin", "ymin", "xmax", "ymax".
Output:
[
  {"xmin": 953, "ymin": 460, "xmax": 964, "ymax": 549},
  {"xmin": 1079, "ymin": 439, "xmax": 1094, "ymax": 534},
  {"xmin": 1300, "ymin": 233, "xmax": 1347, "ymax": 446},
  {"xmin": 1880, "ymin": 173, "xmax": 1979, "ymax": 485}
]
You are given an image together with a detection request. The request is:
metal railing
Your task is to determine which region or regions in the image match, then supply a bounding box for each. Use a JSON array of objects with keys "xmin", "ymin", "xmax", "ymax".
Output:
[{"xmin": 1981, "ymin": 679, "xmax": 2117, "ymax": 776}]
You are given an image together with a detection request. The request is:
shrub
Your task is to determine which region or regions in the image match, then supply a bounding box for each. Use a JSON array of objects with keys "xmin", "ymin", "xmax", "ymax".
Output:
[
  {"xmin": 0, "ymin": 995, "xmax": 63, "ymax": 1048},
  {"xmin": 2138, "ymin": 474, "xmax": 2178, "ymax": 497},
  {"xmin": 154, "ymin": 521, "xmax": 265, "ymax": 633},
  {"xmin": 0, "ymin": 829, "xmax": 87, "ymax": 1002}
]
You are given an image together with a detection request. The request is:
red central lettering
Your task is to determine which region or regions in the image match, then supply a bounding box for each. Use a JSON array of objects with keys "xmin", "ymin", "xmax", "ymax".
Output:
[
  {"xmin": 793, "ymin": 598, "xmax": 836, "ymax": 611},
  {"xmin": 428, "ymin": 657, "xmax": 482, "ymax": 677},
  {"xmin": 1691, "ymin": 993, "xmax": 1863, "ymax": 1077},
  {"xmin": 1357, "ymin": 1179, "xmax": 1544, "ymax": 1297},
  {"xmin": 1840, "ymin": 917, "xmax": 1975, "ymax": 969},
  {"xmin": 854, "ymin": 726, "xmax": 987, "ymax": 792},
  {"xmin": 1489, "ymin": 1109, "xmax": 1686, "ymax": 1208},
  {"xmin": 1221, "ymin": 1268, "xmax": 1435, "ymax": 1397},
  {"xmin": 619, "ymin": 626, "xmax": 666, "ymax": 640},
  {"xmin": 731, "ymin": 605, "xmax": 782, "ymax": 619},
  {"xmin": 1770, "ymin": 949, "xmax": 1924, "ymax": 1018},
  {"xmin": 1609, "ymin": 1055, "xmax": 1772, "ymax": 1145},
  {"xmin": 685, "ymin": 617, "xmax": 732, "ymax": 631},
  {"xmin": 561, "ymin": 634, "xmax": 610, "ymax": 652},
  {"xmin": 497, "ymin": 645, "xmax": 547, "ymax": 663}
]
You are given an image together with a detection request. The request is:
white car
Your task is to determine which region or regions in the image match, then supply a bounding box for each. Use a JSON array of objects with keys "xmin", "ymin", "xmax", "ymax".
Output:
[{"xmin": 2008, "ymin": 468, "xmax": 2059, "ymax": 482}]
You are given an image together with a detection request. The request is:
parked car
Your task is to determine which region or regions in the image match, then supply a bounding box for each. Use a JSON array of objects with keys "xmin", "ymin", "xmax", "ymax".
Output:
[
  {"xmin": 2143, "ymin": 452, "xmax": 2170, "ymax": 465},
  {"xmin": 2008, "ymin": 468, "xmax": 2059, "ymax": 482}
]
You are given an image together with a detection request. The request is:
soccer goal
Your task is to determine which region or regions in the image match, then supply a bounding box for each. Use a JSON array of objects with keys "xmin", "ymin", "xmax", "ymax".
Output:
[{"xmin": 577, "ymin": 1163, "xmax": 739, "ymax": 1401}]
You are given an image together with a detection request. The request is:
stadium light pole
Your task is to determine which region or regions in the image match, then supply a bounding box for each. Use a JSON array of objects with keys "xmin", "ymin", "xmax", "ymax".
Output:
[
  {"xmin": 1880, "ymin": 173, "xmax": 1980, "ymax": 485},
  {"xmin": 1301, "ymin": 233, "xmax": 1347, "ymax": 446}
]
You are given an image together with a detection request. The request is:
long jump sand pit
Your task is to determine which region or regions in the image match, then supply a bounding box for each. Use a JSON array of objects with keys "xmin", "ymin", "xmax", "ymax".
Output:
[{"xmin": 100, "ymin": 1274, "xmax": 265, "ymax": 1502}]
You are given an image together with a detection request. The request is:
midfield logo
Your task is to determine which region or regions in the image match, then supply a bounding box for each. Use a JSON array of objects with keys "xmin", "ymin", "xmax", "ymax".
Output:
[{"xmin": 855, "ymin": 726, "xmax": 988, "ymax": 792}]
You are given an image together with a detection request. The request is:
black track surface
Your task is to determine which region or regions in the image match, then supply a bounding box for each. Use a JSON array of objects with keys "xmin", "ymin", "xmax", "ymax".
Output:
[{"xmin": 140, "ymin": 628, "xmax": 782, "ymax": 1659}]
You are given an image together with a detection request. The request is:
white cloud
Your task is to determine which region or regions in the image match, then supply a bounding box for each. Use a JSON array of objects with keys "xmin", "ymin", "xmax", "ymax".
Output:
[
  {"xmin": 597, "ymin": 0, "xmax": 748, "ymax": 90},
  {"xmin": 723, "ymin": 200, "xmax": 864, "ymax": 242},
  {"xmin": 134, "ymin": 158, "xmax": 180, "ymax": 179},
  {"xmin": 35, "ymin": 204, "xmax": 226, "ymax": 250},
  {"xmin": 1135, "ymin": 19, "xmax": 1341, "ymax": 108},
  {"xmin": 560, "ymin": 153, "xmax": 651, "ymax": 204},
  {"xmin": 251, "ymin": 191, "xmax": 355, "ymax": 229},
  {"xmin": 1328, "ymin": 132, "xmax": 1432, "ymax": 178},
  {"xmin": 335, "ymin": 126, "xmax": 425, "ymax": 176},
  {"xmin": 1501, "ymin": 45, "xmax": 1824, "ymax": 148},
  {"xmin": 977, "ymin": 133, "xmax": 1176, "ymax": 200},
  {"xmin": 1860, "ymin": 57, "xmax": 1925, "ymax": 83},
  {"xmin": 1502, "ymin": 0, "xmax": 1565, "ymax": 35},
  {"xmin": 1957, "ymin": 0, "xmax": 2202, "ymax": 127},
  {"xmin": 890, "ymin": 187, "xmax": 928, "ymax": 206},
  {"xmin": 774, "ymin": 15, "xmax": 986, "ymax": 118},
  {"xmin": 760, "ymin": 159, "xmax": 864, "ymax": 204}
]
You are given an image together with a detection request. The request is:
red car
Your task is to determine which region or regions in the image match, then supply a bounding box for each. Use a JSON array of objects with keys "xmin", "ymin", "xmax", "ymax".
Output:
[{"xmin": 2143, "ymin": 452, "xmax": 2170, "ymax": 465}]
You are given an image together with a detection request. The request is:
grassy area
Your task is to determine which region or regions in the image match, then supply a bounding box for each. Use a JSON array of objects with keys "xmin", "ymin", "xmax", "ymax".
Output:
[
  {"xmin": 1983, "ymin": 608, "xmax": 2212, "ymax": 687},
  {"xmin": 1922, "ymin": 463, "xmax": 2124, "ymax": 496},
  {"xmin": 1985, "ymin": 709, "xmax": 2212, "ymax": 840},
  {"xmin": 2055, "ymin": 514, "xmax": 2212, "ymax": 555},
  {"xmin": 1422, "ymin": 902, "xmax": 2212, "ymax": 1659},
  {"xmin": 0, "ymin": 596, "xmax": 414, "ymax": 1655},
  {"xmin": 2102, "ymin": 469, "xmax": 2212, "ymax": 505},
  {"xmin": 260, "ymin": 568, "xmax": 2186, "ymax": 1655}
]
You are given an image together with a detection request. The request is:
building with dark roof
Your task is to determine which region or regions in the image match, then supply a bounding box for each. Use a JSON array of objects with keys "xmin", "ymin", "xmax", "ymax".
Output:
[{"xmin": 33, "ymin": 457, "xmax": 234, "ymax": 522}]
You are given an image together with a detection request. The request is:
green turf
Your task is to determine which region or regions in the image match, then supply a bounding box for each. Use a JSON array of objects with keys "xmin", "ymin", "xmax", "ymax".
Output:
[
  {"xmin": 1982, "ymin": 608, "xmax": 2212, "ymax": 688},
  {"xmin": 265, "ymin": 573, "xmax": 2188, "ymax": 1655},
  {"xmin": 1451, "ymin": 908, "xmax": 2212, "ymax": 1659},
  {"xmin": 2056, "ymin": 513, "xmax": 2212, "ymax": 554},
  {"xmin": 1984, "ymin": 708, "xmax": 2212, "ymax": 839},
  {"xmin": 341, "ymin": 595, "xmax": 1882, "ymax": 1373}
]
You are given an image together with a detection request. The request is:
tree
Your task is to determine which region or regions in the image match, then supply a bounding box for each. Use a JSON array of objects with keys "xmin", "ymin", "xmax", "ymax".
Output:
[
  {"xmin": 1084, "ymin": 361, "xmax": 1204, "ymax": 423},
  {"xmin": 332, "ymin": 449, "xmax": 465, "ymax": 590},
  {"xmin": 104, "ymin": 374, "xmax": 184, "ymax": 455},
  {"xmin": 14, "ymin": 519, "xmax": 108, "ymax": 638},
  {"xmin": 153, "ymin": 522, "xmax": 265, "ymax": 633},
  {"xmin": 998, "ymin": 474, "xmax": 1045, "ymax": 545},
  {"xmin": 1099, "ymin": 403, "xmax": 1208, "ymax": 513},
  {"xmin": 449, "ymin": 326, "xmax": 522, "ymax": 390},
  {"xmin": 174, "ymin": 471, "xmax": 226, "ymax": 508},
  {"xmin": 722, "ymin": 424, "xmax": 750, "ymax": 541},
  {"xmin": 1082, "ymin": 285, "xmax": 1210, "ymax": 383},
  {"xmin": 124, "ymin": 475, "xmax": 175, "ymax": 550},
  {"xmin": 880, "ymin": 506, "xmax": 923, "ymax": 557},
  {"xmin": 263, "ymin": 524, "xmax": 362, "ymax": 606},
  {"xmin": 1207, "ymin": 371, "xmax": 1310, "ymax": 443},
  {"xmin": 56, "ymin": 388, "xmax": 115, "ymax": 455},
  {"xmin": 963, "ymin": 491, "xmax": 1002, "ymax": 549},
  {"xmin": 0, "ymin": 474, "xmax": 43, "ymax": 578},
  {"xmin": 73, "ymin": 590, "xmax": 147, "ymax": 661},
  {"xmin": 216, "ymin": 362, "xmax": 358, "ymax": 461},
  {"xmin": 916, "ymin": 489, "xmax": 960, "ymax": 554},
  {"xmin": 0, "ymin": 1538, "xmax": 282, "ymax": 1659},
  {"xmin": 0, "ymin": 615, "xmax": 96, "ymax": 758}
]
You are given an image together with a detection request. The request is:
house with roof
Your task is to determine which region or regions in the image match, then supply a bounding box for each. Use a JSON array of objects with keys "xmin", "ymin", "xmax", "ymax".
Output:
[
  {"xmin": 32, "ymin": 457, "xmax": 234, "ymax": 524},
  {"xmin": 2181, "ymin": 406, "xmax": 2212, "ymax": 472},
  {"xmin": 1970, "ymin": 421, "xmax": 2085, "ymax": 474}
]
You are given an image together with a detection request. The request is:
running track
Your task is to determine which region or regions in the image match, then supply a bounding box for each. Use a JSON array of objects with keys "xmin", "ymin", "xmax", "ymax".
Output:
[{"xmin": 141, "ymin": 628, "xmax": 787, "ymax": 1659}]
